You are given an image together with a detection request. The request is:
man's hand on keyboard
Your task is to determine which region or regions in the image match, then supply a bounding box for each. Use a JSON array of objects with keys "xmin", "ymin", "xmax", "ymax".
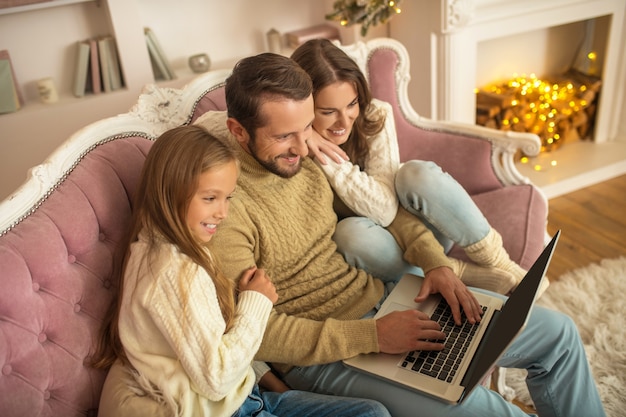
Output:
[
  {"xmin": 416, "ymin": 267, "xmax": 483, "ymax": 326},
  {"xmin": 376, "ymin": 309, "xmax": 446, "ymax": 354}
]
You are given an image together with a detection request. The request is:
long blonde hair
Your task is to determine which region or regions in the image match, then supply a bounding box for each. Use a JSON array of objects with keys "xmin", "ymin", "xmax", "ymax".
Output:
[{"xmin": 92, "ymin": 125, "xmax": 239, "ymax": 368}]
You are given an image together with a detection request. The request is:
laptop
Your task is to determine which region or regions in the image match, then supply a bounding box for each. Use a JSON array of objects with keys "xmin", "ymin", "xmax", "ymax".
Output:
[{"xmin": 343, "ymin": 230, "xmax": 560, "ymax": 404}]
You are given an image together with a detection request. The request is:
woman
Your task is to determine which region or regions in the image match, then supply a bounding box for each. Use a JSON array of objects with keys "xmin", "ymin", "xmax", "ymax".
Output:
[
  {"xmin": 291, "ymin": 39, "xmax": 546, "ymax": 295},
  {"xmin": 92, "ymin": 125, "xmax": 390, "ymax": 417}
]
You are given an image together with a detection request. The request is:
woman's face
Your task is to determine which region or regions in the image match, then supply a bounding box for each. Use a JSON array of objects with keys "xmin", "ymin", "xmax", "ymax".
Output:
[
  {"xmin": 313, "ymin": 81, "xmax": 360, "ymax": 146},
  {"xmin": 186, "ymin": 160, "xmax": 238, "ymax": 244}
]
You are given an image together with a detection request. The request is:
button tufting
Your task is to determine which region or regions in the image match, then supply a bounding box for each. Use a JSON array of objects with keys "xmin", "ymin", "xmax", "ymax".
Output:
[
  {"xmin": 99, "ymin": 233, "xmax": 106, "ymax": 241},
  {"xmin": 43, "ymin": 390, "xmax": 51, "ymax": 400},
  {"xmin": 103, "ymin": 279, "xmax": 112, "ymax": 289},
  {"xmin": 68, "ymin": 254, "xmax": 76, "ymax": 263},
  {"xmin": 2, "ymin": 364, "xmax": 11, "ymax": 375},
  {"xmin": 38, "ymin": 333, "xmax": 47, "ymax": 343},
  {"xmin": 74, "ymin": 304, "xmax": 81, "ymax": 313},
  {"xmin": 32, "ymin": 282, "xmax": 40, "ymax": 292}
]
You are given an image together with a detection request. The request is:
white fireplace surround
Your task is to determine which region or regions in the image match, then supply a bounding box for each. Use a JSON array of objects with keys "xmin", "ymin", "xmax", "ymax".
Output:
[{"xmin": 390, "ymin": 0, "xmax": 626, "ymax": 144}]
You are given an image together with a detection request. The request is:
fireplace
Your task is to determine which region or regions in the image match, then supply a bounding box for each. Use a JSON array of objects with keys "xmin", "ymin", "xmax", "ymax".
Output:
[{"xmin": 390, "ymin": 0, "xmax": 626, "ymax": 197}]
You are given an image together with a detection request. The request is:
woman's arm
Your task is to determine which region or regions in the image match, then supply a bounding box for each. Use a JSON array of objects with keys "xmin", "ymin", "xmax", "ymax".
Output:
[{"xmin": 313, "ymin": 100, "xmax": 401, "ymax": 227}]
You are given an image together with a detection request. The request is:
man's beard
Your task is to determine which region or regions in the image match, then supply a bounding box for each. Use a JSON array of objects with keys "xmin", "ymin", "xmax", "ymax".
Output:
[{"xmin": 248, "ymin": 139, "xmax": 302, "ymax": 179}]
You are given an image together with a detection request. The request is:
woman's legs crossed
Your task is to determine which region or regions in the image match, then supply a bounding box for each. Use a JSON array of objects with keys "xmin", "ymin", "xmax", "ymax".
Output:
[
  {"xmin": 396, "ymin": 160, "xmax": 490, "ymax": 249},
  {"xmin": 333, "ymin": 216, "xmax": 423, "ymax": 283}
]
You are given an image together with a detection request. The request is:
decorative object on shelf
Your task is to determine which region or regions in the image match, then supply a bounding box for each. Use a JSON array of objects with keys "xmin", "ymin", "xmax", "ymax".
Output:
[
  {"xmin": 144, "ymin": 27, "xmax": 175, "ymax": 81},
  {"xmin": 285, "ymin": 24, "xmax": 340, "ymax": 49},
  {"xmin": 188, "ymin": 53, "xmax": 211, "ymax": 73},
  {"xmin": 266, "ymin": 28, "xmax": 282, "ymax": 54},
  {"xmin": 326, "ymin": 0, "xmax": 402, "ymax": 37},
  {"xmin": 36, "ymin": 77, "xmax": 58, "ymax": 104}
]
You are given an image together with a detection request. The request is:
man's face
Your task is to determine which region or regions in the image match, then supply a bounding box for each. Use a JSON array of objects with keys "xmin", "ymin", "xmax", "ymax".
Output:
[{"xmin": 241, "ymin": 95, "xmax": 315, "ymax": 178}]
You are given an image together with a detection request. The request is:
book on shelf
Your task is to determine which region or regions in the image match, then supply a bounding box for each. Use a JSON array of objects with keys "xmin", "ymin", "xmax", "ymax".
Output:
[
  {"xmin": 88, "ymin": 38, "xmax": 101, "ymax": 94},
  {"xmin": 0, "ymin": 49, "xmax": 24, "ymax": 108},
  {"xmin": 0, "ymin": 59, "xmax": 21, "ymax": 113},
  {"xmin": 144, "ymin": 27, "xmax": 175, "ymax": 81},
  {"xmin": 72, "ymin": 39, "xmax": 90, "ymax": 97},
  {"xmin": 97, "ymin": 36, "xmax": 112, "ymax": 93},
  {"xmin": 96, "ymin": 36, "xmax": 124, "ymax": 93},
  {"xmin": 106, "ymin": 37, "xmax": 123, "ymax": 90}
]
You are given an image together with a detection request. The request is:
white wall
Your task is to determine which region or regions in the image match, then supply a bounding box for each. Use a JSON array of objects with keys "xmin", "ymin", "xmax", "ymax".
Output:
[
  {"xmin": 0, "ymin": 0, "xmax": 343, "ymax": 200},
  {"xmin": 1, "ymin": 0, "xmax": 624, "ymax": 200}
]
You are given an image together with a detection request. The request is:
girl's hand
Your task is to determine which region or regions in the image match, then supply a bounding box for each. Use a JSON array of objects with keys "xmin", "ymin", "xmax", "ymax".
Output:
[
  {"xmin": 306, "ymin": 129, "xmax": 349, "ymax": 165},
  {"xmin": 239, "ymin": 267, "xmax": 278, "ymax": 304}
]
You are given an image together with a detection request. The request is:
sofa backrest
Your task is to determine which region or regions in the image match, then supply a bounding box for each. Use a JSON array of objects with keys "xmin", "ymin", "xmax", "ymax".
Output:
[
  {"xmin": 0, "ymin": 136, "xmax": 152, "ymax": 416},
  {"xmin": 0, "ymin": 38, "xmax": 452, "ymax": 416},
  {"xmin": 0, "ymin": 38, "xmax": 530, "ymax": 416}
]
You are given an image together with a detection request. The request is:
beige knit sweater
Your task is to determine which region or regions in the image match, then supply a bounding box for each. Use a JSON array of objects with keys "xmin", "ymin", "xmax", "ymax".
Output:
[{"xmin": 195, "ymin": 111, "xmax": 451, "ymax": 372}]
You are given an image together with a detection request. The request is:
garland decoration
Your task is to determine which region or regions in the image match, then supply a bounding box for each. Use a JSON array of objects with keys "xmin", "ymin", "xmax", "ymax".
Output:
[{"xmin": 326, "ymin": 0, "xmax": 402, "ymax": 37}]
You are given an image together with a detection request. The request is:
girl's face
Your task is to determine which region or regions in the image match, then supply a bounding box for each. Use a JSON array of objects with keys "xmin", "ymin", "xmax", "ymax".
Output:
[
  {"xmin": 186, "ymin": 160, "xmax": 238, "ymax": 244},
  {"xmin": 312, "ymin": 81, "xmax": 360, "ymax": 146}
]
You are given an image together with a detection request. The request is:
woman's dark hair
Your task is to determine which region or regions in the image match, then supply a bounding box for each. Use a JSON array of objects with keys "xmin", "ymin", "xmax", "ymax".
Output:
[{"xmin": 291, "ymin": 38, "xmax": 385, "ymax": 169}]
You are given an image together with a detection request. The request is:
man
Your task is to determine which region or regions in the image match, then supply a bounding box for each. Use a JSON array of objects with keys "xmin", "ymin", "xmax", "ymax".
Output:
[{"xmin": 196, "ymin": 53, "xmax": 605, "ymax": 417}]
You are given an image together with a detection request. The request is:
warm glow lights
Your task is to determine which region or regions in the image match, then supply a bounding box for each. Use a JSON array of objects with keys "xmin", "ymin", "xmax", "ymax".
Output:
[{"xmin": 476, "ymin": 71, "xmax": 600, "ymax": 153}]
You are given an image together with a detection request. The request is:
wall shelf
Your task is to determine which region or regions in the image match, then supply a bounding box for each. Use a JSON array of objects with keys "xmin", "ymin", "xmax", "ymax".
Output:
[{"xmin": 0, "ymin": 0, "xmax": 96, "ymax": 16}]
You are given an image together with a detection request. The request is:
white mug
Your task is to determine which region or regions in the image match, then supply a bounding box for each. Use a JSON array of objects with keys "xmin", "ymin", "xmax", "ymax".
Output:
[{"xmin": 37, "ymin": 77, "xmax": 59, "ymax": 104}]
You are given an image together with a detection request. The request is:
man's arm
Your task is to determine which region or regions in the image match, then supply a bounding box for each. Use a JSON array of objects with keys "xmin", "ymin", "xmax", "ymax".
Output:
[
  {"xmin": 256, "ymin": 312, "xmax": 379, "ymax": 367},
  {"xmin": 387, "ymin": 206, "xmax": 482, "ymax": 324}
]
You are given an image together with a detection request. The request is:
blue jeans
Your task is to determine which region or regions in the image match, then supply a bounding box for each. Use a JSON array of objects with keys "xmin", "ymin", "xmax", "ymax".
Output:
[
  {"xmin": 333, "ymin": 216, "xmax": 424, "ymax": 283},
  {"xmin": 232, "ymin": 384, "xmax": 390, "ymax": 417},
  {"xmin": 283, "ymin": 293, "xmax": 605, "ymax": 417},
  {"xmin": 395, "ymin": 160, "xmax": 491, "ymax": 251},
  {"xmin": 333, "ymin": 160, "xmax": 493, "ymax": 283}
]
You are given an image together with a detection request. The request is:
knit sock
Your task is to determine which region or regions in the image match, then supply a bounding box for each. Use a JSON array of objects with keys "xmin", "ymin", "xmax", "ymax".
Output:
[
  {"xmin": 463, "ymin": 228, "xmax": 527, "ymax": 285},
  {"xmin": 448, "ymin": 257, "xmax": 517, "ymax": 295}
]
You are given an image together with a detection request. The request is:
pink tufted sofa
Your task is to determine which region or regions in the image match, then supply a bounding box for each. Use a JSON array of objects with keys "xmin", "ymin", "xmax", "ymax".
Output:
[{"xmin": 0, "ymin": 38, "xmax": 547, "ymax": 416}]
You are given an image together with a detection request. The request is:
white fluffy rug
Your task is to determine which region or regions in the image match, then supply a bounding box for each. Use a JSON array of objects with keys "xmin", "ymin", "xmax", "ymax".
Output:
[{"xmin": 504, "ymin": 257, "xmax": 626, "ymax": 417}]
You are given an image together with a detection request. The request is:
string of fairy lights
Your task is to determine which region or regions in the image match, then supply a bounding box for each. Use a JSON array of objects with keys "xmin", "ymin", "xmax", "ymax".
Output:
[
  {"xmin": 479, "ymin": 74, "xmax": 592, "ymax": 149},
  {"xmin": 476, "ymin": 51, "xmax": 600, "ymax": 172}
]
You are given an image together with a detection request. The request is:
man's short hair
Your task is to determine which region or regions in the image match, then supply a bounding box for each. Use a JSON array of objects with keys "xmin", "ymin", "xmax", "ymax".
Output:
[{"xmin": 225, "ymin": 53, "xmax": 312, "ymax": 136}]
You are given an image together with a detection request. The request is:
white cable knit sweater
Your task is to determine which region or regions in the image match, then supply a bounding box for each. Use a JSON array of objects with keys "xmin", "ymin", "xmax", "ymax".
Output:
[
  {"xmin": 118, "ymin": 231, "xmax": 273, "ymax": 417},
  {"xmin": 316, "ymin": 99, "xmax": 400, "ymax": 227}
]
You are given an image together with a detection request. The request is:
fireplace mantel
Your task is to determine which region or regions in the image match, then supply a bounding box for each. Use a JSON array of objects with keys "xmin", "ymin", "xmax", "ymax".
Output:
[{"xmin": 390, "ymin": 0, "xmax": 626, "ymax": 143}]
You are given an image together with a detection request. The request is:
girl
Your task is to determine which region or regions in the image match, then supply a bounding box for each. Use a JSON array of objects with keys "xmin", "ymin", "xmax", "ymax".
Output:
[
  {"xmin": 93, "ymin": 125, "xmax": 390, "ymax": 417},
  {"xmin": 291, "ymin": 39, "xmax": 547, "ymax": 296}
]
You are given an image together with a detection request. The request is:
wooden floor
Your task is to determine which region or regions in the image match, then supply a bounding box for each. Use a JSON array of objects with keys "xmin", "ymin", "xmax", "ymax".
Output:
[
  {"xmin": 545, "ymin": 173, "xmax": 626, "ymax": 280},
  {"xmin": 504, "ymin": 174, "xmax": 626, "ymax": 413}
]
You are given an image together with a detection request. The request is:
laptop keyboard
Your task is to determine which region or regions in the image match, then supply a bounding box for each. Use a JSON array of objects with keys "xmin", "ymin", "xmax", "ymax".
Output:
[{"xmin": 398, "ymin": 299, "xmax": 487, "ymax": 383}]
